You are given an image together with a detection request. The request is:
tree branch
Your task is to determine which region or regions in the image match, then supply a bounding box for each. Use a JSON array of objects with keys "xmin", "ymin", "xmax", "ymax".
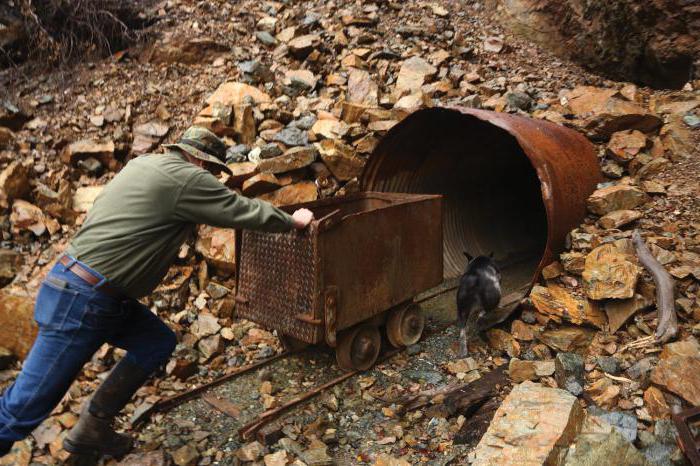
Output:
[{"xmin": 632, "ymin": 229, "xmax": 677, "ymax": 342}]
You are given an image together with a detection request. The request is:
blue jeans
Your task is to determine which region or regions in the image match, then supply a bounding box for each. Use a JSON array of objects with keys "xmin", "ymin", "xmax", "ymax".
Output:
[{"xmin": 0, "ymin": 257, "xmax": 176, "ymax": 456}]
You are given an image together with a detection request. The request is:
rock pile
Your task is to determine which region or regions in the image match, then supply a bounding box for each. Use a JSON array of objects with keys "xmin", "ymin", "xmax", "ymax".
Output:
[{"xmin": 0, "ymin": 0, "xmax": 698, "ymax": 464}]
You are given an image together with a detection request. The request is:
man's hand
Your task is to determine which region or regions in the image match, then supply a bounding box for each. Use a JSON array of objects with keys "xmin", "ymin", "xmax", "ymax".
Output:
[{"xmin": 292, "ymin": 208, "xmax": 314, "ymax": 229}]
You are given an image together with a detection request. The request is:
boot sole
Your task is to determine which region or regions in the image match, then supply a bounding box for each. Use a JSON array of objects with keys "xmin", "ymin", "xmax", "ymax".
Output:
[{"xmin": 63, "ymin": 437, "xmax": 132, "ymax": 458}]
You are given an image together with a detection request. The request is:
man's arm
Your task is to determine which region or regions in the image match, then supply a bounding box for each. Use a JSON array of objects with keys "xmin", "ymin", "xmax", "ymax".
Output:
[{"xmin": 174, "ymin": 170, "xmax": 301, "ymax": 232}]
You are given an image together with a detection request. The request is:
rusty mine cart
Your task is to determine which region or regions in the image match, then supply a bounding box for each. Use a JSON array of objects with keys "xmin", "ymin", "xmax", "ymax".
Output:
[{"xmin": 236, "ymin": 192, "xmax": 443, "ymax": 371}]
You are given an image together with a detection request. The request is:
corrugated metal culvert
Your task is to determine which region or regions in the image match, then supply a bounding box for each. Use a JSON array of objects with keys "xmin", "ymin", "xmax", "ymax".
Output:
[{"xmin": 361, "ymin": 107, "xmax": 602, "ymax": 307}]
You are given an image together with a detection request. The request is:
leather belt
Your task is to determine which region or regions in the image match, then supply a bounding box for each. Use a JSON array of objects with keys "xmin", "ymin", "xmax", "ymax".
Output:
[{"xmin": 58, "ymin": 256, "xmax": 125, "ymax": 298}]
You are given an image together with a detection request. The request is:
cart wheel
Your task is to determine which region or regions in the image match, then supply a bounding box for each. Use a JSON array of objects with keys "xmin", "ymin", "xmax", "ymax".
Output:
[
  {"xmin": 386, "ymin": 303, "xmax": 425, "ymax": 347},
  {"xmin": 335, "ymin": 324, "xmax": 381, "ymax": 372},
  {"xmin": 279, "ymin": 334, "xmax": 308, "ymax": 352}
]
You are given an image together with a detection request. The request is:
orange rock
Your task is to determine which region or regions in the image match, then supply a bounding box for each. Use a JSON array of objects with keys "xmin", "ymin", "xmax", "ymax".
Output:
[
  {"xmin": 582, "ymin": 244, "xmax": 640, "ymax": 300},
  {"xmin": 651, "ymin": 355, "xmax": 700, "ymax": 406},
  {"xmin": 606, "ymin": 130, "xmax": 648, "ymax": 163},
  {"xmin": 659, "ymin": 338, "xmax": 700, "ymax": 360},
  {"xmin": 10, "ymin": 200, "xmax": 47, "ymax": 236},
  {"xmin": 598, "ymin": 209, "xmax": 642, "ymax": 229},
  {"xmin": 195, "ymin": 226, "xmax": 236, "ymax": 274},
  {"xmin": 472, "ymin": 381, "xmax": 584, "ymax": 466},
  {"xmin": 0, "ymin": 290, "xmax": 37, "ymax": 359},
  {"xmin": 660, "ymin": 114, "xmax": 695, "ymax": 161},
  {"xmin": 316, "ymin": 139, "xmax": 365, "ymax": 181},
  {"xmin": 511, "ymin": 320, "xmax": 535, "ymax": 341},
  {"xmin": 530, "ymin": 283, "xmax": 607, "ymax": 328},
  {"xmin": 206, "ymin": 82, "xmax": 271, "ymax": 107},
  {"xmin": 604, "ymin": 294, "xmax": 652, "ymax": 333},
  {"xmin": 586, "ymin": 377, "xmax": 620, "ymax": 409},
  {"xmin": 644, "ymin": 386, "xmax": 670, "ymax": 420},
  {"xmin": 257, "ymin": 147, "xmax": 318, "ymax": 174},
  {"xmin": 565, "ymin": 86, "xmax": 662, "ymax": 139},
  {"xmin": 242, "ymin": 173, "xmax": 282, "ymax": 197},
  {"xmin": 0, "ymin": 161, "xmax": 30, "ymax": 208},
  {"xmin": 486, "ymin": 328, "xmax": 520, "ymax": 357},
  {"xmin": 258, "ymin": 181, "xmax": 318, "ymax": 207},
  {"xmin": 225, "ymin": 162, "xmax": 258, "ymax": 188},
  {"xmin": 587, "ymin": 185, "xmax": 647, "ymax": 216},
  {"xmin": 541, "ymin": 261, "xmax": 564, "ymax": 280}
]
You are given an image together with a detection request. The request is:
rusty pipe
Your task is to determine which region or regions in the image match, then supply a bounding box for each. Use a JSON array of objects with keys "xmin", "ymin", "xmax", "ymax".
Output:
[{"xmin": 361, "ymin": 107, "xmax": 601, "ymax": 295}]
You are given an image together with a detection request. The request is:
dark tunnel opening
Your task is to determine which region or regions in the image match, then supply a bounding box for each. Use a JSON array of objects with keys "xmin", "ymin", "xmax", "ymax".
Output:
[{"xmin": 362, "ymin": 108, "xmax": 550, "ymax": 297}]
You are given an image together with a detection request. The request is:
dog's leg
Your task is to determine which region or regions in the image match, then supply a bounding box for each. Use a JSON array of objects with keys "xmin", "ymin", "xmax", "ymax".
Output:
[
  {"xmin": 459, "ymin": 326, "xmax": 469, "ymax": 358},
  {"xmin": 457, "ymin": 308, "xmax": 469, "ymax": 358},
  {"xmin": 462, "ymin": 305, "xmax": 482, "ymax": 357}
]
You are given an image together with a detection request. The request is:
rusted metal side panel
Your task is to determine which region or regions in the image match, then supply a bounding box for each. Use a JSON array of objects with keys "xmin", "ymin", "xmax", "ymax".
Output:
[
  {"xmin": 237, "ymin": 226, "xmax": 323, "ymax": 343},
  {"xmin": 236, "ymin": 192, "xmax": 443, "ymax": 345},
  {"xmin": 320, "ymin": 195, "xmax": 443, "ymax": 333}
]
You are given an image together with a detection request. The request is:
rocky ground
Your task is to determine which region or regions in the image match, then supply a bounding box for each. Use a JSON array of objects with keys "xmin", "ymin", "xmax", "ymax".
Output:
[{"xmin": 0, "ymin": 0, "xmax": 699, "ymax": 465}]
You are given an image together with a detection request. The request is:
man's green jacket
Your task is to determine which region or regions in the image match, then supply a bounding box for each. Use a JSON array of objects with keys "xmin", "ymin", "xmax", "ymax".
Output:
[{"xmin": 67, "ymin": 151, "xmax": 294, "ymax": 298}]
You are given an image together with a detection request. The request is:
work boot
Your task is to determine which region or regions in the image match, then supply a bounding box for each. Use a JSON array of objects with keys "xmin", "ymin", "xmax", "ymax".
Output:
[{"xmin": 63, "ymin": 358, "xmax": 150, "ymax": 458}]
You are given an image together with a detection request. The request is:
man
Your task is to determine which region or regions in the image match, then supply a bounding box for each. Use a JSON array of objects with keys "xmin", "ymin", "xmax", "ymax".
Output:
[{"xmin": 0, "ymin": 126, "xmax": 313, "ymax": 458}]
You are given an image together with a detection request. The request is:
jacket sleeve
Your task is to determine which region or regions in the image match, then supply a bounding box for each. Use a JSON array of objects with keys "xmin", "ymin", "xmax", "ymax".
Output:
[{"xmin": 174, "ymin": 171, "xmax": 295, "ymax": 232}]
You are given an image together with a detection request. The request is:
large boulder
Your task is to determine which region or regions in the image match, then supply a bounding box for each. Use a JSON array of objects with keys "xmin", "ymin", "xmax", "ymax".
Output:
[{"xmin": 472, "ymin": 381, "xmax": 584, "ymax": 465}]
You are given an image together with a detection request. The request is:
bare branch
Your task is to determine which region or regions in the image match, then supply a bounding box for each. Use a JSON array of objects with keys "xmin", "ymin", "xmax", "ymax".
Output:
[{"xmin": 632, "ymin": 229, "xmax": 677, "ymax": 343}]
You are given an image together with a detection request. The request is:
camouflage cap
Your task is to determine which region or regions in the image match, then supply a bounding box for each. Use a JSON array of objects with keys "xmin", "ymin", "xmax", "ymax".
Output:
[{"xmin": 163, "ymin": 126, "xmax": 231, "ymax": 174}]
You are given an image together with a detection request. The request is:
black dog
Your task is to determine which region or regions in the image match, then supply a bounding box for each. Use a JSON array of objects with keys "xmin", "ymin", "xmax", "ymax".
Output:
[{"xmin": 456, "ymin": 252, "xmax": 502, "ymax": 357}]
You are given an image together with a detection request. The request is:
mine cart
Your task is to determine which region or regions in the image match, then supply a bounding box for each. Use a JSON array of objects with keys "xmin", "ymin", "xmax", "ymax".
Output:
[{"xmin": 236, "ymin": 192, "xmax": 443, "ymax": 371}]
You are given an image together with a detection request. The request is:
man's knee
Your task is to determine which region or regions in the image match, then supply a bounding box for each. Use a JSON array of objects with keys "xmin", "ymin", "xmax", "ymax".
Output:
[
  {"xmin": 160, "ymin": 325, "xmax": 177, "ymax": 359},
  {"xmin": 148, "ymin": 323, "xmax": 177, "ymax": 368}
]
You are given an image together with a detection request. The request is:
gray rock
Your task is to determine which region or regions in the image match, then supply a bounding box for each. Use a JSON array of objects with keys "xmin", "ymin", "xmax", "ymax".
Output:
[
  {"xmin": 292, "ymin": 115, "xmax": 317, "ymax": 130},
  {"xmin": 588, "ymin": 406, "xmax": 637, "ymax": 443},
  {"xmin": 255, "ymin": 30, "xmax": 277, "ymax": 46},
  {"xmin": 77, "ymin": 157, "xmax": 103, "ymax": 175},
  {"xmin": 302, "ymin": 12, "xmax": 321, "ymax": 28},
  {"xmin": 641, "ymin": 442, "xmax": 685, "ymax": 466},
  {"xmin": 654, "ymin": 420, "xmax": 679, "ymax": 445},
  {"xmin": 273, "ymin": 127, "xmax": 309, "ymax": 147},
  {"xmin": 226, "ymin": 144, "xmax": 250, "ymax": 163},
  {"xmin": 206, "ymin": 282, "xmax": 231, "ymax": 300},
  {"xmin": 625, "ymin": 357, "xmax": 657, "ymax": 381},
  {"xmin": 462, "ymin": 94, "xmax": 482, "ymax": 109},
  {"xmin": 564, "ymin": 429, "xmax": 652, "ymax": 466},
  {"xmin": 345, "ymin": 430, "xmax": 362, "ymax": 444},
  {"xmin": 247, "ymin": 144, "xmax": 283, "ymax": 164},
  {"xmin": 506, "ymin": 91, "xmax": 533, "ymax": 111},
  {"xmin": 258, "ymin": 346, "xmax": 275, "ymax": 358},
  {"xmin": 238, "ymin": 60, "xmax": 274, "ymax": 84},
  {"xmin": 301, "ymin": 447, "xmax": 333, "ymax": 466},
  {"xmin": 602, "ymin": 160, "xmax": 624, "ymax": 179},
  {"xmin": 596, "ymin": 356, "xmax": 620, "ymax": 375},
  {"xmin": 403, "ymin": 369, "xmax": 443, "ymax": 385},
  {"xmin": 278, "ymin": 437, "xmax": 304, "ymax": 457},
  {"xmin": 683, "ymin": 114, "xmax": 700, "ymax": 129},
  {"xmin": 521, "ymin": 309, "xmax": 537, "ymax": 324},
  {"xmin": 555, "ymin": 352, "xmax": 585, "ymax": 396},
  {"xmin": 259, "ymin": 143, "xmax": 283, "ymax": 159}
]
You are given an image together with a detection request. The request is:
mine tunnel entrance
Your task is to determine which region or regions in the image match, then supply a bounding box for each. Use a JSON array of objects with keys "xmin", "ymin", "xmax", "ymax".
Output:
[{"xmin": 362, "ymin": 107, "xmax": 601, "ymax": 318}]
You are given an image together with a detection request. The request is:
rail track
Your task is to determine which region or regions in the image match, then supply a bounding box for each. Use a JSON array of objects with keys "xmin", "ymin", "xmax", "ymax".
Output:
[{"xmin": 131, "ymin": 286, "xmax": 526, "ymax": 445}]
